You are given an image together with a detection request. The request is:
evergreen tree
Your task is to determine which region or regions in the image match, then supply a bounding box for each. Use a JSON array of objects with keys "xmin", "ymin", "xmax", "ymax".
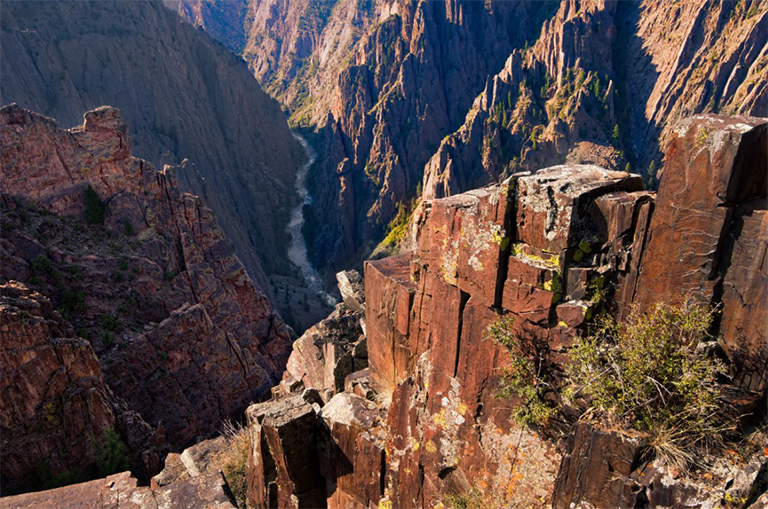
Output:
[{"xmin": 84, "ymin": 185, "xmax": 105, "ymax": 224}]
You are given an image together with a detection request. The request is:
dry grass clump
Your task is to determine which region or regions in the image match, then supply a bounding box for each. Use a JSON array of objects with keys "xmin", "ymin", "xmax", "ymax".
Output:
[{"xmin": 219, "ymin": 420, "xmax": 250, "ymax": 508}]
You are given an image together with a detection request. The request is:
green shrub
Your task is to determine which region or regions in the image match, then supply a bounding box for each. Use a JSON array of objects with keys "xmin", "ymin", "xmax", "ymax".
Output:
[
  {"xmin": 95, "ymin": 428, "xmax": 129, "ymax": 477},
  {"xmin": 32, "ymin": 254, "xmax": 60, "ymax": 281},
  {"xmin": 568, "ymin": 301, "xmax": 727, "ymax": 470},
  {"xmin": 84, "ymin": 185, "xmax": 105, "ymax": 224},
  {"xmin": 123, "ymin": 220, "xmax": 134, "ymax": 236},
  {"xmin": 101, "ymin": 313, "xmax": 122, "ymax": 332},
  {"xmin": 486, "ymin": 315, "xmax": 556, "ymax": 427},
  {"xmin": 61, "ymin": 290, "xmax": 86, "ymax": 316}
]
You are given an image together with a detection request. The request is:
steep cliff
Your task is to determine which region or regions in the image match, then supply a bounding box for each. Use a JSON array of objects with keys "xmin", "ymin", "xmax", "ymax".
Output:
[
  {"xmin": 422, "ymin": 0, "xmax": 768, "ymax": 201},
  {"xmin": 173, "ymin": 0, "xmax": 767, "ymax": 280},
  {"xmin": 0, "ymin": 0, "xmax": 306, "ymax": 300},
  {"xmin": 240, "ymin": 114, "xmax": 767, "ymax": 509},
  {"xmin": 0, "ymin": 282, "xmax": 165, "ymax": 495},
  {"xmin": 171, "ymin": 0, "xmax": 559, "ymax": 281},
  {"xmin": 0, "ymin": 105, "xmax": 292, "ymax": 491}
]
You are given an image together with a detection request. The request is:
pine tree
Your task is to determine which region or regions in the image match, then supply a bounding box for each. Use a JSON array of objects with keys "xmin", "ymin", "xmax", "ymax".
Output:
[
  {"xmin": 611, "ymin": 125, "xmax": 621, "ymax": 148},
  {"xmin": 84, "ymin": 185, "xmax": 105, "ymax": 224}
]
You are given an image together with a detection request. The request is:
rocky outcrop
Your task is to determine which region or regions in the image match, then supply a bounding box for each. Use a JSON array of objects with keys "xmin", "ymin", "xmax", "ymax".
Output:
[
  {"xmin": 1, "ymin": 282, "xmax": 117, "ymax": 490},
  {"xmin": 278, "ymin": 271, "xmax": 368, "ymax": 402},
  {"xmin": 0, "ymin": 105, "xmax": 292, "ymax": 489},
  {"xmin": 235, "ymin": 113, "xmax": 766, "ymax": 509},
  {"xmin": 0, "ymin": 0, "xmax": 306, "ymax": 299},
  {"xmin": 0, "ymin": 436, "xmax": 237, "ymax": 509},
  {"xmin": 422, "ymin": 0, "xmax": 768, "ymax": 201},
  {"xmin": 634, "ymin": 114, "xmax": 768, "ymax": 394}
]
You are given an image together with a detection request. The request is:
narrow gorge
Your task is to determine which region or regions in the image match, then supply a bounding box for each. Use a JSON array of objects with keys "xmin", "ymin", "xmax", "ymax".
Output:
[{"xmin": 1, "ymin": 1, "xmax": 767, "ymax": 508}]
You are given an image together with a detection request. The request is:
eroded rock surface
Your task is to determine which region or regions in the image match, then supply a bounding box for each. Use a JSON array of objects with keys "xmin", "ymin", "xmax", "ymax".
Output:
[
  {"xmin": 239, "ymin": 114, "xmax": 766, "ymax": 509},
  {"xmin": 0, "ymin": 105, "xmax": 292, "ymax": 489}
]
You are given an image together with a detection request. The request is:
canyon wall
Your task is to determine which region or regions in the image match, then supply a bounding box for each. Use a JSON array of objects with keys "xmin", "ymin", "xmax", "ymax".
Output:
[
  {"xmin": 0, "ymin": 0, "xmax": 306, "ymax": 298},
  {"xmin": 173, "ymin": 0, "xmax": 768, "ymax": 284},
  {"xmin": 422, "ymin": 0, "xmax": 768, "ymax": 201},
  {"xmin": 0, "ymin": 105, "xmax": 292, "ymax": 492},
  {"xmin": 243, "ymin": 113, "xmax": 767, "ymax": 508}
]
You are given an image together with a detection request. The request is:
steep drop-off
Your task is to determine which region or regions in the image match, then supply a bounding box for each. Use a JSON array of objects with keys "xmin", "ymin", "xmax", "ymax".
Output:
[
  {"xmin": 0, "ymin": 105, "xmax": 292, "ymax": 492},
  {"xmin": 422, "ymin": 0, "xmax": 768, "ymax": 201},
  {"xmin": 0, "ymin": 0, "xmax": 306, "ymax": 301},
  {"xmin": 173, "ymin": 0, "xmax": 768, "ymax": 281},
  {"xmin": 225, "ymin": 113, "xmax": 768, "ymax": 509}
]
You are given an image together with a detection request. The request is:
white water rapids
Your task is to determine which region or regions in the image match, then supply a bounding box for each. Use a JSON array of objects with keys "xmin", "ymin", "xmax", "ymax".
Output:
[{"xmin": 288, "ymin": 133, "xmax": 336, "ymax": 305}]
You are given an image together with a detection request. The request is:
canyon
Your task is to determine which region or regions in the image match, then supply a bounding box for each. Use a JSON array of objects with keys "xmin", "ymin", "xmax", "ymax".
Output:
[
  {"xmin": 0, "ymin": 0, "xmax": 334, "ymax": 330},
  {"xmin": 172, "ymin": 0, "xmax": 768, "ymax": 283},
  {"xmin": 1, "ymin": 0, "xmax": 767, "ymax": 507},
  {"xmin": 4, "ymin": 108, "xmax": 764, "ymax": 507}
]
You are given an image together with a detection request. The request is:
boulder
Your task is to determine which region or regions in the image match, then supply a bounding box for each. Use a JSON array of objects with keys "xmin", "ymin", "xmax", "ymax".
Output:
[{"xmin": 336, "ymin": 270, "xmax": 366, "ymax": 313}]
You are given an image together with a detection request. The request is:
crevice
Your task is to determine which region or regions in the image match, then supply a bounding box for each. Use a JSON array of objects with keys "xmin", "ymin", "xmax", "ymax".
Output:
[
  {"xmin": 453, "ymin": 291, "xmax": 470, "ymax": 378},
  {"xmin": 494, "ymin": 182, "xmax": 516, "ymax": 308},
  {"xmin": 379, "ymin": 449, "xmax": 387, "ymax": 497}
]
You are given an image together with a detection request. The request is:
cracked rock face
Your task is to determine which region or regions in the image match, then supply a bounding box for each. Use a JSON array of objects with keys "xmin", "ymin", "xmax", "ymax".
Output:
[{"xmin": 0, "ymin": 105, "xmax": 292, "ymax": 462}]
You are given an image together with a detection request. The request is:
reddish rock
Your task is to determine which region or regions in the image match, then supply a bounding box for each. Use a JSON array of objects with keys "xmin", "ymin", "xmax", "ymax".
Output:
[
  {"xmin": 552, "ymin": 422, "xmax": 642, "ymax": 509},
  {"xmin": 364, "ymin": 254, "xmax": 418, "ymax": 392},
  {"xmin": 634, "ymin": 115, "xmax": 768, "ymax": 392},
  {"xmin": 0, "ymin": 105, "xmax": 293, "ymax": 451},
  {"xmin": 556, "ymin": 301, "xmax": 589, "ymax": 328},
  {"xmin": 416, "ymin": 182, "xmax": 513, "ymax": 308},
  {"xmin": 0, "ymin": 437, "xmax": 236, "ymax": 509},
  {"xmin": 344, "ymin": 368, "xmax": 376, "ymax": 400},
  {"xmin": 515, "ymin": 165, "xmax": 644, "ymax": 254},
  {"xmin": 245, "ymin": 393, "xmax": 326, "ymax": 509},
  {"xmin": 318, "ymin": 393, "xmax": 386, "ymax": 509},
  {"xmin": 281, "ymin": 302, "xmax": 365, "ymax": 402},
  {"xmin": 635, "ymin": 115, "xmax": 767, "ymax": 308},
  {"xmin": 718, "ymin": 201, "xmax": 768, "ymax": 392},
  {"xmin": 0, "ymin": 282, "xmax": 116, "ymax": 489}
]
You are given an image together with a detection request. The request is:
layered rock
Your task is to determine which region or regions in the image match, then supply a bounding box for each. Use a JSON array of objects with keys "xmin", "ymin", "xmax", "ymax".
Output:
[
  {"xmin": 634, "ymin": 115, "xmax": 768, "ymax": 394},
  {"xmin": 0, "ymin": 105, "xmax": 292, "ymax": 485},
  {"xmin": 278, "ymin": 271, "xmax": 368, "ymax": 402},
  {"xmin": 1, "ymin": 282, "xmax": 118, "ymax": 490},
  {"xmin": 0, "ymin": 0, "xmax": 306, "ymax": 298}
]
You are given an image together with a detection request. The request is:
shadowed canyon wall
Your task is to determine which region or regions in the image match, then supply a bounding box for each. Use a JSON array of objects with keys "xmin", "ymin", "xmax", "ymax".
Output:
[
  {"xmin": 0, "ymin": 105, "xmax": 292, "ymax": 493},
  {"xmin": 172, "ymin": 0, "xmax": 768, "ymax": 284},
  {"xmin": 0, "ymin": 0, "xmax": 306, "ymax": 301}
]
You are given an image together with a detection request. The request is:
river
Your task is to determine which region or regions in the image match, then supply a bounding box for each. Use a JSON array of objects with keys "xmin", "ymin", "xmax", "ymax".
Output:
[{"xmin": 288, "ymin": 133, "xmax": 336, "ymax": 305}]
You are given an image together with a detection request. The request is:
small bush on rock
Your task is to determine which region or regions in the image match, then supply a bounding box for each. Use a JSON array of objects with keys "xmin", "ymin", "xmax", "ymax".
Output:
[
  {"xmin": 487, "ymin": 315, "xmax": 556, "ymax": 427},
  {"xmin": 567, "ymin": 301, "xmax": 728, "ymax": 470},
  {"xmin": 95, "ymin": 427, "xmax": 129, "ymax": 477}
]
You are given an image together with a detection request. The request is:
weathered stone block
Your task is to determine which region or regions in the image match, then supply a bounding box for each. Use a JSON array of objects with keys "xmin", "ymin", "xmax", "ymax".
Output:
[
  {"xmin": 635, "ymin": 115, "xmax": 767, "ymax": 308},
  {"xmin": 515, "ymin": 165, "xmax": 643, "ymax": 253},
  {"xmin": 365, "ymin": 255, "xmax": 418, "ymax": 392},
  {"xmin": 552, "ymin": 423, "xmax": 641, "ymax": 509},
  {"xmin": 246, "ymin": 393, "xmax": 325, "ymax": 509},
  {"xmin": 318, "ymin": 393, "xmax": 386, "ymax": 509},
  {"xmin": 418, "ymin": 182, "xmax": 513, "ymax": 307}
]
